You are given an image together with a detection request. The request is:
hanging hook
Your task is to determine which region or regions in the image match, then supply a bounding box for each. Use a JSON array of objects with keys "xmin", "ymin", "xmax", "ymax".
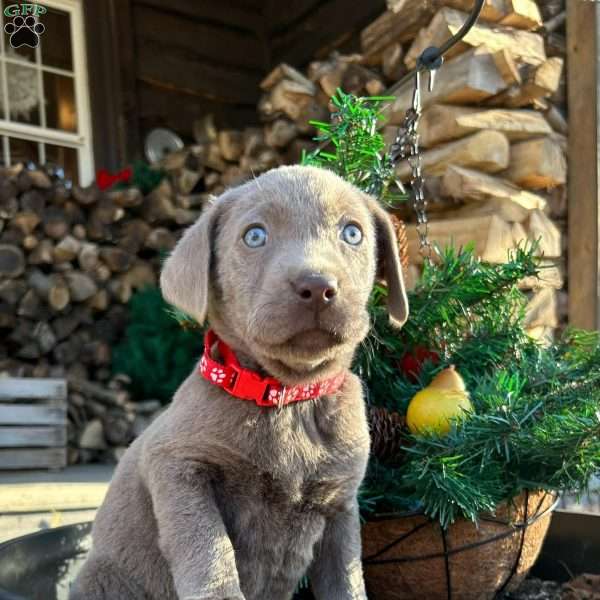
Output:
[
  {"xmin": 395, "ymin": 0, "xmax": 486, "ymax": 91},
  {"xmin": 387, "ymin": 0, "xmax": 485, "ymax": 259},
  {"xmin": 429, "ymin": 0, "xmax": 486, "ymax": 62}
]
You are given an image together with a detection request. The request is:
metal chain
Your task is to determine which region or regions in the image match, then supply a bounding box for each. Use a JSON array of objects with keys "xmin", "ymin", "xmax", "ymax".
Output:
[
  {"xmin": 386, "ymin": 0, "xmax": 486, "ymax": 258},
  {"xmin": 389, "ymin": 69, "xmax": 432, "ymax": 258}
]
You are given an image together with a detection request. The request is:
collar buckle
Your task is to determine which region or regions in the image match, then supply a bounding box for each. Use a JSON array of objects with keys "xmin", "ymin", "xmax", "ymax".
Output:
[
  {"xmin": 225, "ymin": 365, "xmax": 276, "ymax": 406},
  {"xmin": 256, "ymin": 386, "xmax": 279, "ymax": 408}
]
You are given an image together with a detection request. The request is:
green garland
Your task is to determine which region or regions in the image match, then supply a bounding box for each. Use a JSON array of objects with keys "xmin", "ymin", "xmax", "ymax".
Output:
[
  {"xmin": 113, "ymin": 160, "xmax": 165, "ymax": 195},
  {"xmin": 357, "ymin": 247, "xmax": 600, "ymax": 527},
  {"xmin": 112, "ymin": 287, "xmax": 202, "ymax": 404},
  {"xmin": 302, "ymin": 90, "xmax": 600, "ymax": 527},
  {"xmin": 355, "ymin": 244, "xmax": 542, "ymax": 414}
]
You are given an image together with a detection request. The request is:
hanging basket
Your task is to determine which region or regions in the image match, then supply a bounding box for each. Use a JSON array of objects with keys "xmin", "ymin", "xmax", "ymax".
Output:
[{"xmin": 361, "ymin": 490, "xmax": 558, "ymax": 600}]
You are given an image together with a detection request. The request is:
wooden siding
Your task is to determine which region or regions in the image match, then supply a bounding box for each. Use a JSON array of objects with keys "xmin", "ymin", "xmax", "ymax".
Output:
[
  {"xmin": 268, "ymin": 0, "xmax": 385, "ymax": 65},
  {"xmin": 131, "ymin": 0, "xmax": 267, "ymax": 144},
  {"xmin": 86, "ymin": 0, "xmax": 385, "ymax": 157}
]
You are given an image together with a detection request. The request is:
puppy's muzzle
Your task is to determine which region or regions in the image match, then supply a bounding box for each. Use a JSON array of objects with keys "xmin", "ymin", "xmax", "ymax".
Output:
[{"xmin": 291, "ymin": 272, "xmax": 338, "ymax": 311}]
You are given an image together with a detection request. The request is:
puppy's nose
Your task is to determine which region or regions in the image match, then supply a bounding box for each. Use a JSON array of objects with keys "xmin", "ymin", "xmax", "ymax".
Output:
[{"xmin": 292, "ymin": 273, "xmax": 338, "ymax": 309}]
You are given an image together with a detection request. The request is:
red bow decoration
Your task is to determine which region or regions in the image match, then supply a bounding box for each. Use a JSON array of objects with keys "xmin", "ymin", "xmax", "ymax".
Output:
[
  {"xmin": 96, "ymin": 167, "xmax": 133, "ymax": 191},
  {"xmin": 199, "ymin": 330, "xmax": 346, "ymax": 408}
]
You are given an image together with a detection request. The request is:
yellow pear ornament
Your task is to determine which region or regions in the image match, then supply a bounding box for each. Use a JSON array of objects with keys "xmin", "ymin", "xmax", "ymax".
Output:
[{"xmin": 406, "ymin": 366, "xmax": 473, "ymax": 435}]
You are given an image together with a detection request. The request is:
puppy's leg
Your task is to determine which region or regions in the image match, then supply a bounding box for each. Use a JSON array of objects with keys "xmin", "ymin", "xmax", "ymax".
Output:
[
  {"xmin": 308, "ymin": 502, "xmax": 368, "ymax": 600},
  {"xmin": 69, "ymin": 554, "xmax": 144, "ymax": 600},
  {"xmin": 144, "ymin": 455, "xmax": 246, "ymax": 600}
]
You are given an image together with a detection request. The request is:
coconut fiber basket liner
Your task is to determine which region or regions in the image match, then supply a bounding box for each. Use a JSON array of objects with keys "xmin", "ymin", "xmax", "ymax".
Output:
[{"xmin": 361, "ymin": 490, "xmax": 558, "ymax": 600}]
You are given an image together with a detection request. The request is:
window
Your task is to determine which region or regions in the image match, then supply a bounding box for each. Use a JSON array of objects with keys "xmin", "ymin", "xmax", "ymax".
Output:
[{"xmin": 0, "ymin": 0, "xmax": 94, "ymax": 185}]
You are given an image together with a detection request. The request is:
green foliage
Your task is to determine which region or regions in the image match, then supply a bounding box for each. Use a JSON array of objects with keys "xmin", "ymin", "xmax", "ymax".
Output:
[
  {"xmin": 301, "ymin": 89, "xmax": 407, "ymax": 207},
  {"xmin": 112, "ymin": 286, "xmax": 203, "ymax": 404},
  {"xmin": 354, "ymin": 244, "xmax": 541, "ymax": 412},
  {"xmin": 355, "ymin": 246, "xmax": 600, "ymax": 528},
  {"xmin": 166, "ymin": 304, "xmax": 204, "ymax": 331}
]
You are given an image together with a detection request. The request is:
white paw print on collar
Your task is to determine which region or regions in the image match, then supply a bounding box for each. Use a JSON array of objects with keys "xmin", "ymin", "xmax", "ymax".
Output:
[
  {"xmin": 301, "ymin": 383, "xmax": 316, "ymax": 398},
  {"xmin": 209, "ymin": 367, "xmax": 226, "ymax": 383}
]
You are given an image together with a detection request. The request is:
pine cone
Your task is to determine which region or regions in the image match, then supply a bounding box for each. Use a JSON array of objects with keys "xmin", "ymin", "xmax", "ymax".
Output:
[
  {"xmin": 389, "ymin": 213, "xmax": 410, "ymax": 272},
  {"xmin": 368, "ymin": 406, "xmax": 409, "ymax": 464}
]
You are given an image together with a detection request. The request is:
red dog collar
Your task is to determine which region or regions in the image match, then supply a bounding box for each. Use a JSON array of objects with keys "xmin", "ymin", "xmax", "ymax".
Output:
[{"xmin": 198, "ymin": 330, "xmax": 346, "ymax": 408}]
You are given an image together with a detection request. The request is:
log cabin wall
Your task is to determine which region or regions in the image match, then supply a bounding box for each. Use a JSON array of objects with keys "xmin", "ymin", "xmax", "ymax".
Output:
[
  {"xmin": 132, "ymin": 0, "xmax": 267, "ymax": 138},
  {"xmin": 85, "ymin": 0, "xmax": 385, "ymax": 170}
]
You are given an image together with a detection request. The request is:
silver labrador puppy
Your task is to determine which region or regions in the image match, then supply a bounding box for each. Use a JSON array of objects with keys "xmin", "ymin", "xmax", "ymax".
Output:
[{"xmin": 70, "ymin": 165, "xmax": 408, "ymax": 600}]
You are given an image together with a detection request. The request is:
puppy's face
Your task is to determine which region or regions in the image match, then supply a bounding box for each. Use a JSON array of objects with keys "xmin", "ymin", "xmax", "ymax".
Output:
[
  {"xmin": 213, "ymin": 170, "xmax": 376, "ymax": 368},
  {"xmin": 161, "ymin": 166, "xmax": 408, "ymax": 378}
]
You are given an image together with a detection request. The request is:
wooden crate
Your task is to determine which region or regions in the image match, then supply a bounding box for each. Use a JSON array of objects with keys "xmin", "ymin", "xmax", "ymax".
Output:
[{"xmin": 0, "ymin": 378, "xmax": 67, "ymax": 470}]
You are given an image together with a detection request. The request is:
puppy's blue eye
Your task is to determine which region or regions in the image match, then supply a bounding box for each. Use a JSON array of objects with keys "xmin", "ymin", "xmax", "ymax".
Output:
[
  {"xmin": 341, "ymin": 224, "xmax": 363, "ymax": 246},
  {"xmin": 243, "ymin": 226, "xmax": 267, "ymax": 248}
]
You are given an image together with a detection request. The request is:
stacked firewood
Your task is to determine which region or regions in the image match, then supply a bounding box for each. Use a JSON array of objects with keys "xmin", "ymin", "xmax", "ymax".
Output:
[
  {"xmin": 155, "ymin": 56, "xmax": 393, "ymax": 203},
  {"xmin": 367, "ymin": 0, "xmax": 568, "ymax": 343},
  {"xmin": 0, "ymin": 163, "xmax": 190, "ymax": 462},
  {"xmin": 159, "ymin": 0, "xmax": 566, "ymax": 342}
]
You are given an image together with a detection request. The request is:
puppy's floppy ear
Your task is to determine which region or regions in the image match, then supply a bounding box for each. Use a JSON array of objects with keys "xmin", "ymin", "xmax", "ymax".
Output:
[
  {"xmin": 160, "ymin": 195, "xmax": 226, "ymax": 326},
  {"xmin": 365, "ymin": 196, "xmax": 409, "ymax": 328}
]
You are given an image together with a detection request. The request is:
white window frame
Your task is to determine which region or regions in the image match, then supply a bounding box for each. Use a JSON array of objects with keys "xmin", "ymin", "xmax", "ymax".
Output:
[{"xmin": 0, "ymin": 0, "xmax": 94, "ymax": 184}]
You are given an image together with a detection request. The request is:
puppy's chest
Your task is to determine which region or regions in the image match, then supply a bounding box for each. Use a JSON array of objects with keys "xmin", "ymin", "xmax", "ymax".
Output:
[
  {"xmin": 213, "ymin": 410, "xmax": 367, "ymax": 517},
  {"xmin": 214, "ymin": 462, "xmax": 356, "ymax": 522}
]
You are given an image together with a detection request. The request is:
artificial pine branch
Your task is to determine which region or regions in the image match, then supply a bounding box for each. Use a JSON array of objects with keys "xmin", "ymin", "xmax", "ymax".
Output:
[
  {"xmin": 354, "ymin": 244, "xmax": 541, "ymax": 413},
  {"xmin": 301, "ymin": 89, "xmax": 407, "ymax": 207},
  {"xmin": 166, "ymin": 305, "xmax": 204, "ymax": 331},
  {"xmin": 356, "ymin": 245, "xmax": 600, "ymax": 527},
  {"xmin": 113, "ymin": 160, "xmax": 165, "ymax": 195}
]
